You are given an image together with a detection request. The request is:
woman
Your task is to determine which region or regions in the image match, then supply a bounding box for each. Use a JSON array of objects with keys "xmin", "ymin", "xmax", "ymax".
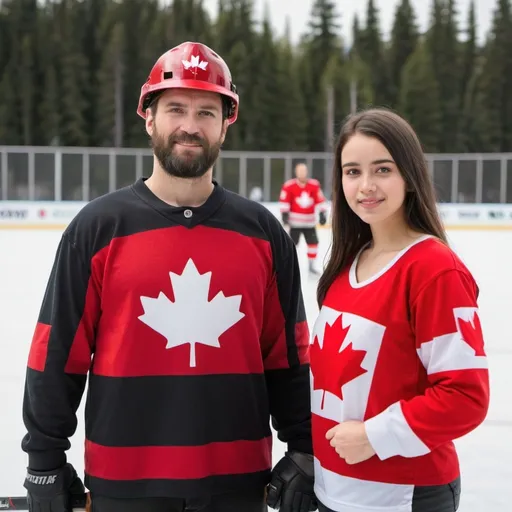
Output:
[{"xmin": 311, "ymin": 108, "xmax": 490, "ymax": 512}]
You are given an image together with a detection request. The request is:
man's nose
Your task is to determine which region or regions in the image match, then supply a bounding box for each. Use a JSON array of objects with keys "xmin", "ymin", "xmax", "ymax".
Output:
[{"xmin": 179, "ymin": 112, "xmax": 201, "ymax": 135}]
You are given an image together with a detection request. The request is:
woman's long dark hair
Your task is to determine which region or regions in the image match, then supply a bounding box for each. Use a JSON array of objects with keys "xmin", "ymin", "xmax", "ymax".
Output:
[{"xmin": 317, "ymin": 108, "xmax": 448, "ymax": 307}]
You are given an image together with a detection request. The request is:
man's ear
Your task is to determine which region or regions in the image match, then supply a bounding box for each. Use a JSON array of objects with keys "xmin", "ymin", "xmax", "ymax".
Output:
[
  {"xmin": 220, "ymin": 119, "xmax": 229, "ymax": 144},
  {"xmin": 145, "ymin": 110, "xmax": 155, "ymax": 137}
]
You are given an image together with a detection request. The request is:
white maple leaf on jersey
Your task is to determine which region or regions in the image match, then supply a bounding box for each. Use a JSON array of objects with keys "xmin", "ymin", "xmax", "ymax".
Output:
[
  {"xmin": 138, "ymin": 258, "xmax": 244, "ymax": 367},
  {"xmin": 296, "ymin": 191, "xmax": 314, "ymax": 208},
  {"xmin": 182, "ymin": 55, "xmax": 208, "ymax": 70}
]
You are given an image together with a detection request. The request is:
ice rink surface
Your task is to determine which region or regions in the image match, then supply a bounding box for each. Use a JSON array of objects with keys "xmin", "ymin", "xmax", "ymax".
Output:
[{"xmin": 0, "ymin": 226, "xmax": 510, "ymax": 510}]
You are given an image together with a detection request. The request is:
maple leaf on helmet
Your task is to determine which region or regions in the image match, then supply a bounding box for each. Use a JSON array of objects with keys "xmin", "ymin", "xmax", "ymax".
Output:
[{"xmin": 310, "ymin": 314, "xmax": 368, "ymax": 410}]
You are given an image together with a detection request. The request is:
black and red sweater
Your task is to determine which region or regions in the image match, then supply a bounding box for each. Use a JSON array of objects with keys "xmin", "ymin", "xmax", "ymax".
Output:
[{"xmin": 21, "ymin": 178, "xmax": 312, "ymax": 499}]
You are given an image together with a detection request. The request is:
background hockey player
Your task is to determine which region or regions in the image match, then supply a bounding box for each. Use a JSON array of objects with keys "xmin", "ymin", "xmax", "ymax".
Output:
[
  {"xmin": 21, "ymin": 41, "xmax": 316, "ymax": 512},
  {"xmin": 279, "ymin": 163, "xmax": 327, "ymax": 275}
]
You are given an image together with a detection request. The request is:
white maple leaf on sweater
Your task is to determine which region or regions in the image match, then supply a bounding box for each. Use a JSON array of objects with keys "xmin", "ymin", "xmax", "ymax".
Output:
[{"xmin": 138, "ymin": 258, "xmax": 245, "ymax": 367}]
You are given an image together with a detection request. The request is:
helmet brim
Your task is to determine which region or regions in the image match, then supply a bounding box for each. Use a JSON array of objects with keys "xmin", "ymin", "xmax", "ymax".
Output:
[{"xmin": 137, "ymin": 79, "xmax": 239, "ymax": 124}]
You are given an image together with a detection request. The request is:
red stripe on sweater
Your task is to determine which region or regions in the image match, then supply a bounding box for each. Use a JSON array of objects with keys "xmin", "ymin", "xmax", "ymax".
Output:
[{"xmin": 85, "ymin": 437, "xmax": 273, "ymax": 480}]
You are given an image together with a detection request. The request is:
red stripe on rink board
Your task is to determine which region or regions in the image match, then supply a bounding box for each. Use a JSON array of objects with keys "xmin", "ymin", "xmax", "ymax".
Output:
[
  {"xmin": 28, "ymin": 322, "xmax": 51, "ymax": 371},
  {"xmin": 85, "ymin": 436, "xmax": 273, "ymax": 480}
]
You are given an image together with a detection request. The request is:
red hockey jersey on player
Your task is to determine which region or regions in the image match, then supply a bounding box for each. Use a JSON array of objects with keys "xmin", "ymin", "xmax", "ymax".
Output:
[
  {"xmin": 279, "ymin": 178, "xmax": 327, "ymax": 228},
  {"xmin": 310, "ymin": 235, "xmax": 489, "ymax": 512}
]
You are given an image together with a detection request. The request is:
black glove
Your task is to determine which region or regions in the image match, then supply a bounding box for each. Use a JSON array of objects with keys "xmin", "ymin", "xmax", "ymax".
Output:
[
  {"xmin": 23, "ymin": 463, "xmax": 85, "ymax": 512},
  {"xmin": 282, "ymin": 212, "xmax": 289, "ymax": 226},
  {"xmin": 266, "ymin": 451, "xmax": 317, "ymax": 512},
  {"xmin": 318, "ymin": 211, "xmax": 326, "ymax": 226}
]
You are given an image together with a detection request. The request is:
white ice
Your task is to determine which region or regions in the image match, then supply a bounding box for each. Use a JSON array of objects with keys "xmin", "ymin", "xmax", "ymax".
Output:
[{"xmin": 0, "ymin": 227, "xmax": 510, "ymax": 510}]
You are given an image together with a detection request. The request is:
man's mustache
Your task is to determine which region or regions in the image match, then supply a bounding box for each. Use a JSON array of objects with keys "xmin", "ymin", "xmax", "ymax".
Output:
[{"xmin": 170, "ymin": 132, "xmax": 206, "ymax": 147}]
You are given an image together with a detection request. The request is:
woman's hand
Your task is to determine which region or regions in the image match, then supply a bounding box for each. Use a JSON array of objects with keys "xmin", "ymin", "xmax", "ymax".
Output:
[{"xmin": 326, "ymin": 420, "xmax": 376, "ymax": 465}]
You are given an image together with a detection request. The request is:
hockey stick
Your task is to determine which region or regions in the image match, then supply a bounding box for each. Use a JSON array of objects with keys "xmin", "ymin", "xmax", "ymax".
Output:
[{"xmin": 0, "ymin": 493, "xmax": 88, "ymax": 510}]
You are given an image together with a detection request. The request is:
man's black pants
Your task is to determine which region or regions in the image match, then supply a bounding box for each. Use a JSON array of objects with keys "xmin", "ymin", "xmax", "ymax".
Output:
[
  {"xmin": 89, "ymin": 489, "xmax": 267, "ymax": 512},
  {"xmin": 289, "ymin": 227, "xmax": 319, "ymax": 246},
  {"xmin": 317, "ymin": 476, "xmax": 461, "ymax": 512}
]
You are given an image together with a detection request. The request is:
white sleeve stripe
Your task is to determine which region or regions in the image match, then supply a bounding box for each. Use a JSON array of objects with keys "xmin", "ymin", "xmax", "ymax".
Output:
[
  {"xmin": 364, "ymin": 402, "xmax": 430, "ymax": 460},
  {"xmin": 417, "ymin": 332, "xmax": 488, "ymax": 375}
]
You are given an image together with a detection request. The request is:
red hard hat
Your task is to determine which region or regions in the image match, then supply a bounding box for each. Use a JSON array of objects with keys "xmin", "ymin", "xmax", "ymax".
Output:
[{"xmin": 137, "ymin": 41, "xmax": 239, "ymax": 124}]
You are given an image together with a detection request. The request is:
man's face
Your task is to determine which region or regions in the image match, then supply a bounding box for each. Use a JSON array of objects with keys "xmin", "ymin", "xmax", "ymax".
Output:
[
  {"xmin": 145, "ymin": 88, "xmax": 229, "ymax": 179},
  {"xmin": 295, "ymin": 164, "xmax": 308, "ymax": 182}
]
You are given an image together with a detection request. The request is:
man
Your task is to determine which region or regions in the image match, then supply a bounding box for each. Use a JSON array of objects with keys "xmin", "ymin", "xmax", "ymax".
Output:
[
  {"xmin": 21, "ymin": 42, "xmax": 316, "ymax": 512},
  {"xmin": 279, "ymin": 163, "xmax": 327, "ymax": 275}
]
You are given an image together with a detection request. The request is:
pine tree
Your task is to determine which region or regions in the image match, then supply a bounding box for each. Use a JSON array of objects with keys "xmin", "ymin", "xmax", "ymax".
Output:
[
  {"xmin": 306, "ymin": 0, "xmax": 342, "ymax": 78},
  {"xmin": 0, "ymin": 0, "xmax": 39, "ymax": 145},
  {"xmin": 471, "ymin": 0, "xmax": 512, "ymax": 151},
  {"xmin": 295, "ymin": 46, "xmax": 318, "ymax": 151},
  {"xmin": 122, "ymin": 0, "xmax": 162, "ymax": 146},
  {"xmin": 183, "ymin": 0, "xmax": 214, "ymax": 46},
  {"xmin": 347, "ymin": 15, "xmax": 374, "ymax": 114},
  {"xmin": 19, "ymin": 34, "xmax": 34, "ymax": 145},
  {"xmin": 96, "ymin": 22, "xmax": 125, "ymax": 147},
  {"xmin": 460, "ymin": 1, "xmax": 477, "ymax": 106},
  {"xmin": 0, "ymin": 1, "xmax": 10, "ymax": 78},
  {"xmin": 249, "ymin": 13, "xmax": 280, "ymax": 151},
  {"xmin": 215, "ymin": 0, "xmax": 257, "ymax": 57},
  {"xmin": 425, "ymin": 0, "xmax": 462, "ymax": 151},
  {"xmin": 54, "ymin": 0, "xmax": 88, "ymax": 146},
  {"xmin": 251, "ymin": 12, "xmax": 308, "ymax": 151},
  {"xmin": 0, "ymin": 0, "xmax": 24, "ymax": 144},
  {"xmin": 0, "ymin": 57, "xmax": 21, "ymax": 144},
  {"xmin": 457, "ymin": 0, "xmax": 478, "ymax": 150},
  {"xmin": 399, "ymin": 40, "xmax": 442, "ymax": 152},
  {"xmin": 81, "ymin": 0, "xmax": 114, "ymax": 146},
  {"xmin": 274, "ymin": 23, "xmax": 308, "ymax": 151},
  {"xmin": 320, "ymin": 53, "xmax": 349, "ymax": 148},
  {"xmin": 459, "ymin": 56, "xmax": 487, "ymax": 152},
  {"xmin": 358, "ymin": 0, "xmax": 391, "ymax": 106},
  {"xmin": 33, "ymin": 1, "xmax": 58, "ymax": 145},
  {"xmin": 345, "ymin": 53, "xmax": 375, "ymax": 113},
  {"xmin": 388, "ymin": 0, "xmax": 418, "ymax": 106},
  {"xmin": 214, "ymin": 0, "xmax": 258, "ymax": 149},
  {"xmin": 302, "ymin": 0, "xmax": 343, "ymax": 150},
  {"xmin": 161, "ymin": 0, "xmax": 213, "ymax": 47},
  {"xmin": 38, "ymin": 63, "xmax": 60, "ymax": 146},
  {"xmin": 222, "ymin": 40, "xmax": 251, "ymax": 149},
  {"xmin": 350, "ymin": 14, "xmax": 363, "ymax": 58}
]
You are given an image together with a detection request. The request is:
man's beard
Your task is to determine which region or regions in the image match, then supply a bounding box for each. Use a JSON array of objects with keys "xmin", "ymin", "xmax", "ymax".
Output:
[{"xmin": 151, "ymin": 128, "xmax": 222, "ymax": 179}]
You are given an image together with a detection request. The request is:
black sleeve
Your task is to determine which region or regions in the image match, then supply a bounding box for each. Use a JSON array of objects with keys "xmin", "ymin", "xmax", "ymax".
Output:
[
  {"xmin": 21, "ymin": 232, "xmax": 101, "ymax": 471},
  {"xmin": 262, "ymin": 217, "xmax": 313, "ymax": 455}
]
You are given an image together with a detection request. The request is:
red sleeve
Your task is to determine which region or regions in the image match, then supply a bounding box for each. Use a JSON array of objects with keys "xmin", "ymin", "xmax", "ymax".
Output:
[
  {"xmin": 261, "ymin": 216, "xmax": 312, "ymax": 454},
  {"xmin": 314, "ymin": 184, "xmax": 327, "ymax": 211},
  {"xmin": 279, "ymin": 182, "xmax": 291, "ymax": 212},
  {"xmin": 22, "ymin": 233, "xmax": 101, "ymax": 470},
  {"xmin": 365, "ymin": 269, "xmax": 490, "ymax": 460}
]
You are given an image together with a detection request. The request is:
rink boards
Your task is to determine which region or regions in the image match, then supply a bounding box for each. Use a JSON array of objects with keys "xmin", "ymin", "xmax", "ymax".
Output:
[{"xmin": 1, "ymin": 201, "xmax": 512, "ymax": 231}]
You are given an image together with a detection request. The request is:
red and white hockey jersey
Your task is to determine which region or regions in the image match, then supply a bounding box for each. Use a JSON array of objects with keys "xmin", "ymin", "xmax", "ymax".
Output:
[
  {"xmin": 279, "ymin": 178, "xmax": 327, "ymax": 228},
  {"xmin": 310, "ymin": 235, "xmax": 489, "ymax": 512}
]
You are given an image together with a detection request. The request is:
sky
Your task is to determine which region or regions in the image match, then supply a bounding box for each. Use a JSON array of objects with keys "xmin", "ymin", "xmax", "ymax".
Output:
[{"xmin": 201, "ymin": 0, "xmax": 497, "ymax": 46}]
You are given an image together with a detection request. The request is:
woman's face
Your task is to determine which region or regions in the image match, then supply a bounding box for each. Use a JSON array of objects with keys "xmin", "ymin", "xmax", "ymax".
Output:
[{"xmin": 341, "ymin": 133, "xmax": 407, "ymax": 228}]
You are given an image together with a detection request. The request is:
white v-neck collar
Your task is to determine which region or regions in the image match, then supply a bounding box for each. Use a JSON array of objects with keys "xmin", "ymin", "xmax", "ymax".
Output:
[{"xmin": 349, "ymin": 234, "xmax": 433, "ymax": 289}]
